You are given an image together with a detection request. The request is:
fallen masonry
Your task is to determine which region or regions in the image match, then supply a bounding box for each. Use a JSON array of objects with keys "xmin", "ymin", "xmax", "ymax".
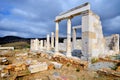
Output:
[
  {"xmin": 51, "ymin": 62, "xmax": 62, "ymax": 69},
  {"xmin": 28, "ymin": 62, "xmax": 48, "ymax": 73},
  {"xmin": 52, "ymin": 55, "xmax": 88, "ymax": 69},
  {"xmin": 0, "ymin": 47, "xmax": 14, "ymax": 50},
  {"xmin": 0, "ymin": 57, "xmax": 9, "ymax": 65},
  {"xmin": 97, "ymin": 68, "xmax": 120, "ymax": 77}
]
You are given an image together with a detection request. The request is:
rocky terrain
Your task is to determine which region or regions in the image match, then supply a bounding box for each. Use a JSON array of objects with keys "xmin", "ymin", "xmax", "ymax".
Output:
[{"xmin": 0, "ymin": 49, "xmax": 120, "ymax": 80}]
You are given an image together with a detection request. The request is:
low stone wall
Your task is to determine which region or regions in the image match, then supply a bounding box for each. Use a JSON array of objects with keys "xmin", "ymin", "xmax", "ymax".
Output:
[
  {"xmin": 58, "ymin": 34, "xmax": 119, "ymax": 58},
  {"xmin": 104, "ymin": 34, "xmax": 119, "ymax": 56},
  {"xmin": 58, "ymin": 39, "xmax": 82, "ymax": 51},
  {"xmin": 58, "ymin": 43, "xmax": 66, "ymax": 51},
  {"xmin": 0, "ymin": 47, "xmax": 14, "ymax": 50}
]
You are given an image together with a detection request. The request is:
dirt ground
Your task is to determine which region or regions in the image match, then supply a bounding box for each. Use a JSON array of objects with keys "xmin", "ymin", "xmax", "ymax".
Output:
[{"xmin": 0, "ymin": 49, "xmax": 120, "ymax": 80}]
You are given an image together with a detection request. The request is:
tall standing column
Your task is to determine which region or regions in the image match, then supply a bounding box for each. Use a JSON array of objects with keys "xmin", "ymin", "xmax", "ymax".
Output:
[
  {"xmin": 35, "ymin": 38, "xmax": 39, "ymax": 51},
  {"xmin": 72, "ymin": 28, "xmax": 76, "ymax": 50},
  {"xmin": 44, "ymin": 40, "xmax": 47, "ymax": 49},
  {"xmin": 66, "ymin": 18, "xmax": 72, "ymax": 57},
  {"xmin": 40, "ymin": 40, "xmax": 43, "ymax": 50},
  {"xmin": 55, "ymin": 21, "xmax": 59, "ymax": 54},
  {"xmin": 47, "ymin": 34, "xmax": 50, "ymax": 51},
  {"xmin": 51, "ymin": 32, "xmax": 54, "ymax": 48}
]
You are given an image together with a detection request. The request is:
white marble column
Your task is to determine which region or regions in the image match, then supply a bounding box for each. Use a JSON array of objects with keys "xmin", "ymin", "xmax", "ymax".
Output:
[
  {"xmin": 40, "ymin": 40, "xmax": 43, "ymax": 50},
  {"xmin": 44, "ymin": 40, "xmax": 47, "ymax": 49},
  {"xmin": 66, "ymin": 18, "xmax": 72, "ymax": 57},
  {"xmin": 72, "ymin": 28, "xmax": 76, "ymax": 50},
  {"xmin": 55, "ymin": 21, "xmax": 59, "ymax": 54},
  {"xmin": 51, "ymin": 32, "xmax": 54, "ymax": 48},
  {"xmin": 47, "ymin": 34, "xmax": 50, "ymax": 51},
  {"xmin": 30, "ymin": 39, "xmax": 34, "ymax": 51},
  {"xmin": 35, "ymin": 38, "xmax": 39, "ymax": 51}
]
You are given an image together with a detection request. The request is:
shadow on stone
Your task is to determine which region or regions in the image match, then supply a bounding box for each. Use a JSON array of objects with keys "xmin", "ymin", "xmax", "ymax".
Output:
[{"xmin": 72, "ymin": 49, "xmax": 82, "ymax": 58}]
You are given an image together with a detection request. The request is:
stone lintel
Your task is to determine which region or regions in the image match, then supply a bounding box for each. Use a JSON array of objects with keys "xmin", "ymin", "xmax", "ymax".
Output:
[{"xmin": 55, "ymin": 3, "xmax": 90, "ymax": 21}]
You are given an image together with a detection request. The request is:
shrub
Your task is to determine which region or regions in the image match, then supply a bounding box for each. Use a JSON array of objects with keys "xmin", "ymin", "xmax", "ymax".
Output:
[
  {"xmin": 76, "ymin": 68, "xmax": 80, "ymax": 72},
  {"xmin": 91, "ymin": 58, "xmax": 98, "ymax": 64},
  {"xmin": 66, "ymin": 62, "xmax": 71, "ymax": 67}
]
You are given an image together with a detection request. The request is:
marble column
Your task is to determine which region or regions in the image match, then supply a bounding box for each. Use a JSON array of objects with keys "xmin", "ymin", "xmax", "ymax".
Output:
[
  {"xmin": 35, "ymin": 38, "xmax": 39, "ymax": 51},
  {"xmin": 51, "ymin": 32, "xmax": 54, "ymax": 48},
  {"xmin": 66, "ymin": 18, "xmax": 72, "ymax": 57},
  {"xmin": 44, "ymin": 40, "xmax": 47, "ymax": 49},
  {"xmin": 72, "ymin": 28, "xmax": 76, "ymax": 50},
  {"xmin": 55, "ymin": 21, "xmax": 59, "ymax": 54},
  {"xmin": 47, "ymin": 34, "xmax": 50, "ymax": 51},
  {"xmin": 40, "ymin": 40, "xmax": 43, "ymax": 50}
]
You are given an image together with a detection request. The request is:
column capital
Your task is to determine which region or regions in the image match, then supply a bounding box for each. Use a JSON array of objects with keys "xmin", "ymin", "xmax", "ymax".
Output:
[
  {"xmin": 55, "ymin": 20, "xmax": 61, "ymax": 22},
  {"xmin": 72, "ymin": 27, "xmax": 76, "ymax": 30},
  {"xmin": 67, "ymin": 16, "xmax": 73, "ymax": 19}
]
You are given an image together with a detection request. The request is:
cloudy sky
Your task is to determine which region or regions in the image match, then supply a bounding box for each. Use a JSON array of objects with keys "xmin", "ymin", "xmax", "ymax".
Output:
[{"xmin": 0, "ymin": 0, "xmax": 120, "ymax": 38}]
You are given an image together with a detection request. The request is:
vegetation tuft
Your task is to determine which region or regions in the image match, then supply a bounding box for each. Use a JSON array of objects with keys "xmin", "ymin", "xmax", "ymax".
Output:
[{"xmin": 91, "ymin": 58, "xmax": 99, "ymax": 64}]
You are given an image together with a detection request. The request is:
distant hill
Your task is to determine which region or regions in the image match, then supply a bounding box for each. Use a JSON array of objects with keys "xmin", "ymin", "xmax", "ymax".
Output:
[
  {"xmin": 0, "ymin": 35, "xmax": 82, "ymax": 45},
  {"xmin": 0, "ymin": 36, "xmax": 30, "ymax": 44}
]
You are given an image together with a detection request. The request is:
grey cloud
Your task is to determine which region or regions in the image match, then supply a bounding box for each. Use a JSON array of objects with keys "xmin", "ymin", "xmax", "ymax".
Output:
[
  {"xmin": 11, "ymin": 8, "xmax": 38, "ymax": 20},
  {"xmin": 0, "ymin": 0, "xmax": 119, "ymax": 38},
  {"xmin": 0, "ymin": 18, "xmax": 48, "ymax": 35},
  {"xmin": 102, "ymin": 15, "xmax": 120, "ymax": 35}
]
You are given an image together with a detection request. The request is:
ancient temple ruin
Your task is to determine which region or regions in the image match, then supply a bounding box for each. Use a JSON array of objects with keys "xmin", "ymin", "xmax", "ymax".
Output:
[{"xmin": 30, "ymin": 3, "xmax": 119, "ymax": 60}]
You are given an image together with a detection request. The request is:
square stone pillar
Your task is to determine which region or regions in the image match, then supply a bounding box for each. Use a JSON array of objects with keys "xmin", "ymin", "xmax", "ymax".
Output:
[
  {"xmin": 66, "ymin": 18, "xmax": 72, "ymax": 57},
  {"xmin": 47, "ymin": 34, "xmax": 50, "ymax": 51},
  {"xmin": 51, "ymin": 32, "xmax": 54, "ymax": 48},
  {"xmin": 82, "ymin": 11, "xmax": 92, "ymax": 60},
  {"xmin": 55, "ymin": 21, "xmax": 59, "ymax": 54},
  {"xmin": 72, "ymin": 28, "xmax": 76, "ymax": 50}
]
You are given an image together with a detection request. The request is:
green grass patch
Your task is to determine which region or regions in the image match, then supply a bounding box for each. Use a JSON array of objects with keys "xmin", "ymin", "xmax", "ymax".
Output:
[{"xmin": 91, "ymin": 58, "xmax": 99, "ymax": 64}]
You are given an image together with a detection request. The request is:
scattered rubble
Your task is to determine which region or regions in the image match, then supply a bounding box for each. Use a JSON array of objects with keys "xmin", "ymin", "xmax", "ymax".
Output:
[
  {"xmin": 99, "ymin": 57, "xmax": 120, "ymax": 63},
  {"xmin": 0, "ymin": 57, "xmax": 9, "ymax": 65},
  {"xmin": 116, "ymin": 66, "xmax": 120, "ymax": 72},
  {"xmin": 52, "ymin": 55, "xmax": 88, "ymax": 69},
  {"xmin": 97, "ymin": 68, "xmax": 120, "ymax": 78},
  {"xmin": 89, "ymin": 62, "xmax": 115, "ymax": 71}
]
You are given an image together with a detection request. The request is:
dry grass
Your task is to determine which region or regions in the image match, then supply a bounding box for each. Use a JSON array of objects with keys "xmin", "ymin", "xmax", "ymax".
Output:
[{"xmin": 2, "ymin": 41, "xmax": 30, "ymax": 49}]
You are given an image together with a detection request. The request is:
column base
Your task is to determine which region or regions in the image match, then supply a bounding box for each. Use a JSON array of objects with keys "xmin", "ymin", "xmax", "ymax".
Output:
[
  {"xmin": 66, "ymin": 52, "xmax": 72, "ymax": 57},
  {"xmin": 54, "ymin": 52, "xmax": 65, "ymax": 57}
]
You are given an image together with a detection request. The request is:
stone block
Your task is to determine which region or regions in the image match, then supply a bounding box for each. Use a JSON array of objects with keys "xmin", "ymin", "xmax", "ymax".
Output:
[
  {"xmin": 14, "ymin": 63, "xmax": 27, "ymax": 72},
  {"xmin": 15, "ymin": 53, "xmax": 28, "ymax": 57},
  {"xmin": 89, "ymin": 32, "xmax": 96, "ymax": 39},
  {"xmin": 51, "ymin": 62, "xmax": 62, "ymax": 69},
  {"xmin": 116, "ymin": 66, "xmax": 120, "ymax": 72},
  {"xmin": 28, "ymin": 62, "xmax": 48, "ymax": 73},
  {"xmin": 0, "ymin": 57, "xmax": 9, "ymax": 65},
  {"xmin": 48, "ymin": 64, "xmax": 55, "ymax": 70},
  {"xmin": 1, "ymin": 69, "xmax": 9, "ymax": 78},
  {"xmin": 5, "ymin": 64, "xmax": 14, "ymax": 70}
]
